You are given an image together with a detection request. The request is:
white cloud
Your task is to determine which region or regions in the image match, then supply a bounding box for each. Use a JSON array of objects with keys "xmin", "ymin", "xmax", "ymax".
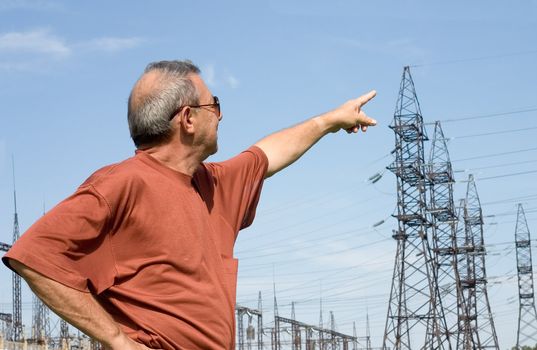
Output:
[
  {"xmin": 202, "ymin": 63, "xmax": 240, "ymax": 89},
  {"xmin": 0, "ymin": 28, "xmax": 70, "ymax": 57},
  {"xmin": 0, "ymin": 29, "xmax": 145, "ymax": 72},
  {"xmin": 204, "ymin": 63, "xmax": 217, "ymax": 87},
  {"xmin": 78, "ymin": 37, "xmax": 144, "ymax": 53},
  {"xmin": 226, "ymin": 74, "xmax": 240, "ymax": 89}
]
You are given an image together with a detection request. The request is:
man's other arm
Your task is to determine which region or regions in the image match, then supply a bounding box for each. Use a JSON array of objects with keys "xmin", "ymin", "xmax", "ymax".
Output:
[
  {"xmin": 254, "ymin": 90, "xmax": 377, "ymax": 178},
  {"xmin": 8, "ymin": 259, "xmax": 158, "ymax": 350}
]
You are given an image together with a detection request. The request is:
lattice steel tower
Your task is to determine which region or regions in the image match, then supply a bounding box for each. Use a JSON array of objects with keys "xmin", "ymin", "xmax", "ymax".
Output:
[
  {"xmin": 11, "ymin": 158, "xmax": 23, "ymax": 341},
  {"xmin": 453, "ymin": 198, "xmax": 473, "ymax": 349},
  {"xmin": 457, "ymin": 175, "xmax": 498, "ymax": 349},
  {"xmin": 32, "ymin": 294, "xmax": 51, "ymax": 343},
  {"xmin": 383, "ymin": 67, "xmax": 450, "ymax": 350},
  {"xmin": 515, "ymin": 203, "xmax": 537, "ymax": 349},
  {"xmin": 427, "ymin": 121, "xmax": 459, "ymax": 345}
]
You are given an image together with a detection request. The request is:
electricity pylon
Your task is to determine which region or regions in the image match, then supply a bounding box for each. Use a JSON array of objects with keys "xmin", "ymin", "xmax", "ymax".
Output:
[
  {"xmin": 457, "ymin": 175, "xmax": 499, "ymax": 349},
  {"xmin": 515, "ymin": 204, "xmax": 537, "ymax": 349},
  {"xmin": 383, "ymin": 67, "xmax": 451, "ymax": 350},
  {"xmin": 11, "ymin": 158, "xmax": 23, "ymax": 341},
  {"xmin": 427, "ymin": 121, "xmax": 458, "ymax": 346}
]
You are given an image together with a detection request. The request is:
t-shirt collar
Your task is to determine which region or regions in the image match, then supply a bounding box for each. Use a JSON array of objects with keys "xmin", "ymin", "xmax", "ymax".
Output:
[{"xmin": 134, "ymin": 150, "xmax": 195, "ymax": 187}]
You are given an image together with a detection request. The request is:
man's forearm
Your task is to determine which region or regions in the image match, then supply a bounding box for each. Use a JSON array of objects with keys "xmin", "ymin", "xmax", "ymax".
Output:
[
  {"xmin": 8, "ymin": 259, "xmax": 135, "ymax": 350},
  {"xmin": 255, "ymin": 115, "xmax": 332, "ymax": 177},
  {"xmin": 254, "ymin": 91, "xmax": 377, "ymax": 178}
]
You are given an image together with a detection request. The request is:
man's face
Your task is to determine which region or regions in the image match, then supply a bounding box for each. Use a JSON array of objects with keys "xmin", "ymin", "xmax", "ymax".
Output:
[{"xmin": 189, "ymin": 74, "xmax": 221, "ymax": 157}]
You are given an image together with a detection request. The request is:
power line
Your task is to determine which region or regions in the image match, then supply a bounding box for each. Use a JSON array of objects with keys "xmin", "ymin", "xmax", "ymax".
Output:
[
  {"xmin": 451, "ymin": 125, "xmax": 537, "ymax": 139},
  {"xmin": 455, "ymin": 159, "xmax": 537, "ymax": 172},
  {"xmin": 425, "ymin": 107, "xmax": 537, "ymax": 124},
  {"xmin": 453, "ymin": 146, "xmax": 537, "ymax": 162},
  {"xmin": 481, "ymin": 194, "xmax": 537, "ymax": 206},
  {"xmin": 476, "ymin": 169, "xmax": 537, "ymax": 181},
  {"xmin": 410, "ymin": 49, "xmax": 537, "ymax": 68}
]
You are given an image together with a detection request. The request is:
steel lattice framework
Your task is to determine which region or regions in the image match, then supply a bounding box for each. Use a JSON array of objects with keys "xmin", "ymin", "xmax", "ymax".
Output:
[
  {"xmin": 11, "ymin": 161, "xmax": 23, "ymax": 342},
  {"xmin": 383, "ymin": 67, "xmax": 451, "ymax": 350},
  {"xmin": 32, "ymin": 294, "xmax": 51, "ymax": 343},
  {"xmin": 427, "ymin": 121, "xmax": 460, "ymax": 347},
  {"xmin": 457, "ymin": 175, "xmax": 499, "ymax": 349},
  {"xmin": 60, "ymin": 319, "xmax": 70, "ymax": 347},
  {"xmin": 515, "ymin": 204, "xmax": 537, "ymax": 349},
  {"xmin": 453, "ymin": 198, "xmax": 475, "ymax": 349},
  {"xmin": 236, "ymin": 303, "xmax": 263, "ymax": 350}
]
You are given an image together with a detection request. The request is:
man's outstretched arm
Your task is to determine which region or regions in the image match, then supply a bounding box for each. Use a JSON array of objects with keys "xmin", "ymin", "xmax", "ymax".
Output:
[
  {"xmin": 8, "ymin": 259, "xmax": 157, "ymax": 350},
  {"xmin": 254, "ymin": 90, "xmax": 377, "ymax": 178}
]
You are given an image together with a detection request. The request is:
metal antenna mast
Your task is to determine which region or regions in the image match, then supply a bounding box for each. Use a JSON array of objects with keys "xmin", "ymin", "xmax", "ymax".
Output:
[
  {"xmin": 11, "ymin": 157, "xmax": 23, "ymax": 341},
  {"xmin": 384, "ymin": 66, "xmax": 450, "ymax": 350},
  {"xmin": 459, "ymin": 175, "xmax": 499, "ymax": 349},
  {"xmin": 515, "ymin": 204, "xmax": 537, "ymax": 349},
  {"xmin": 427, "ymin": 121, "xmax": 459, "ymax": 345}
]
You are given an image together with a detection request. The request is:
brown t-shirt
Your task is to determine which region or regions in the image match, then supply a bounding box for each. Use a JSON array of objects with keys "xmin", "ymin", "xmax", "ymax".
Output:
[{"xmin": 3, "ymin": 146, "xmax": 268, "ymax": 350}]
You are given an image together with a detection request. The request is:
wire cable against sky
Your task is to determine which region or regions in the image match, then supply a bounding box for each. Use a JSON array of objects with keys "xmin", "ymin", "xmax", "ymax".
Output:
[
  {"xmin": 453, "ymin": 146, "xmax": 537, "ymax": 162},
  {"xmin": 424, "ymin": 107, "xmax": 537, "ymax": 125},
  {"xmin": 452, "ymin": 125, "xmax": 537, "ymax": 139},
  {"xmin": 409, "ymin": 49, "xmax": 537, "ymax": 68},
  {"xmin": 476, "ymin": 170, "xmax": 537, "ymax": 181}
]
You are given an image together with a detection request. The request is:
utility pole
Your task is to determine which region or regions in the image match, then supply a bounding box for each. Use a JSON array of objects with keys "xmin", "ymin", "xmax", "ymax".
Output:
[
  {"xmin": 457, "ymin": 175, "xmax": 499, "ymax": 349},
  {"xmin": 383, "ymin": 66, "xmax": 450, "ymax": 350},
  {"xmin": 427, "ymin": 121, "xmax": 459, "ymax": 347},
  {"xmin": 515, "ymin": 204, "xmax": 537, "ymax": 349}
]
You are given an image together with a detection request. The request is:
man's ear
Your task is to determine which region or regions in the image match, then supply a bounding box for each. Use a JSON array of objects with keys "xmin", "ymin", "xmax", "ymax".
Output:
[{"xmin": 179, "ymin": 106, "xmax": 196, "ymax": 134}]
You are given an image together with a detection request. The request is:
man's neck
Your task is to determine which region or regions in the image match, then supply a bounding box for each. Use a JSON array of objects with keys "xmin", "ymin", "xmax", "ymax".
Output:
[{"xmin": 141, "ymin": 142, "xmax": 204, "ymax": 176}]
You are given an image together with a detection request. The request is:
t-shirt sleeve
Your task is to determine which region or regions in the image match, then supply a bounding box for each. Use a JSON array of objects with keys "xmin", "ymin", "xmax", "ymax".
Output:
[
  {"xmin": 205, "ymin": 146, "xmax": 268, "ymax": 232},
  {"xmin": 2, "ymin": 184, "xmax": 117, "ymax": 294}
]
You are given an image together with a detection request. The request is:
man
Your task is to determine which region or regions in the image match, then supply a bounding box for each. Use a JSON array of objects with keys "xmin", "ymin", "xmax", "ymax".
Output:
[{"xmin": 3, "ymin": 60, "xmax": 376, "ymax": 350}]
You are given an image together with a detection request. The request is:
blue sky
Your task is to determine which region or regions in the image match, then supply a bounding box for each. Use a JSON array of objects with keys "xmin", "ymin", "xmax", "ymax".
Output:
[{"xmin": 0, "ymin": 1, "xmax": 536, "ymax": 348}]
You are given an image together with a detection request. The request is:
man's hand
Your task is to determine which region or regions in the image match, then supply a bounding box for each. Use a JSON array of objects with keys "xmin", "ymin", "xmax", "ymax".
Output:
[
  {"xmin": 323, "ymin": 90, "xmax": 377, "ymax": 134},
  {"xmin": 7, "ymin": 259, "xmax": 164, "ymax": 350}
]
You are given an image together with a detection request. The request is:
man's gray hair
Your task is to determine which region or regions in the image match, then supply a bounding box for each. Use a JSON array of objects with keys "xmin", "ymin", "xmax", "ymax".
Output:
[{"xmin": 128, "ymin": 60, "xmax": 201, "ymax": 147}]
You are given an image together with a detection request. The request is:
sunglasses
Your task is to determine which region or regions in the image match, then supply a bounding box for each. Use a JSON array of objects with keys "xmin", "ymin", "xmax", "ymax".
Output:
[{"xmin": 170, "ymin": 96, "xmax": 221, "ymax": 121}]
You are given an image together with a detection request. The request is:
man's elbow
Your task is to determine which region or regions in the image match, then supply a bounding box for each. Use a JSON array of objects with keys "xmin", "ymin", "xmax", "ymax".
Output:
[
  {"xmin": 6, "ymin": 258, "xmax": 35, "ymax": 281},
  {"xmin": 7, "ymin": 258, "xmax": 23, "ymax": 273}
]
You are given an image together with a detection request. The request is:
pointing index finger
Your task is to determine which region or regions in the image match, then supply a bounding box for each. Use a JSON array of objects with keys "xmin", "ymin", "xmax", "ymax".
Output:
[{"xmin": 357, "ymin": 90, "xmax": 377, "ymax": 107}]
